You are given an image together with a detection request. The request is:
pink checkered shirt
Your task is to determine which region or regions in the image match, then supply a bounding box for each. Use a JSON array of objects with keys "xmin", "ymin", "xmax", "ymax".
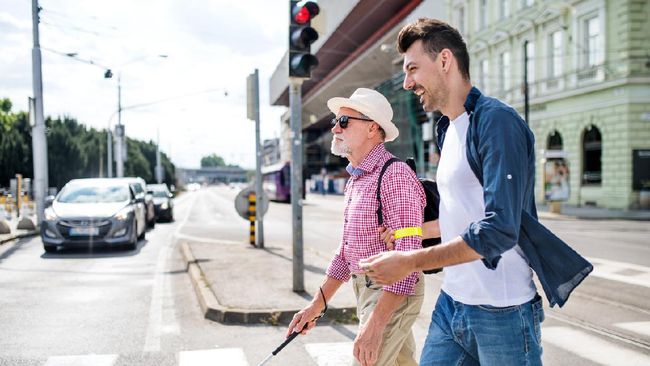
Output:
[{"xmin": 326, "ymin": 143, "xmax": 426, "ymax": 296}]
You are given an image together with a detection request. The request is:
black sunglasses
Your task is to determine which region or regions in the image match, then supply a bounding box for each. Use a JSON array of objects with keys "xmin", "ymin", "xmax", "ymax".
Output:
[{"xmin": 331, "ymin": 115, "xmax": 374, "ymax": 129}]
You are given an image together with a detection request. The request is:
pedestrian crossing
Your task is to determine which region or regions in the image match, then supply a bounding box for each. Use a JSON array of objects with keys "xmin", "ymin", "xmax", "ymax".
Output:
[{"xmin": 33, "ymin": 325, "xmax": 650, "ymax": 366}]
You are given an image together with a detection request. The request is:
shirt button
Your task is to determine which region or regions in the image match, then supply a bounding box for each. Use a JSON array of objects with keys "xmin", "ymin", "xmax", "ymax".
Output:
[{"xmin": 507, "ymin": 174, "xmax": 512, "ymax": 179}]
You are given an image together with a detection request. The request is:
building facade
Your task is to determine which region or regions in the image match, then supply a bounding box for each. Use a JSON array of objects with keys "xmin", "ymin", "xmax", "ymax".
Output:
[{"xmin": 453, "ymin": 0, "xmax": 650, "ymax": 209}]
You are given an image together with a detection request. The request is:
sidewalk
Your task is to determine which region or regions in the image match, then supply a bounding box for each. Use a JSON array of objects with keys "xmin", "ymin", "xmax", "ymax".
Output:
[
  {"xmin": 537, "ymin": 203, "xmax": 650, "ymax": 221},
  {"xmin": 181, "ymin": 239, "xmax": 358, "ymax": 325}
]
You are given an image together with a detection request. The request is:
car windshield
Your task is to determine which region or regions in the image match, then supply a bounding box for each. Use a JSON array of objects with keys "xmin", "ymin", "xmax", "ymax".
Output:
[
  {"xmin": 58, "ymin": 185, "xmax": 130, "ymax": 203},
  {"xmin": 151, "ymin": 190, "xmax": 169, "ymax": 198}
]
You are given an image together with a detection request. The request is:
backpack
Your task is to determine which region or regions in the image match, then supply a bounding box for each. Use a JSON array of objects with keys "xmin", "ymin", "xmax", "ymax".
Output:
[{"xmin": 376, "ymin": 157, "xmax": 442, "ymax": 274}]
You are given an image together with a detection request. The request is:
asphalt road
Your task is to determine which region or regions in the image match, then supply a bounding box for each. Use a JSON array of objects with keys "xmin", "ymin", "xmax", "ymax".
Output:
[{"xmin": 0, "ymin": 185, "xmax": 648, "ymax": 365}]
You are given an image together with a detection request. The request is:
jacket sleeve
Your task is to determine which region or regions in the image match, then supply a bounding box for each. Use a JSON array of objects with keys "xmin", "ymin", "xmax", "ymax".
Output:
[{"xmin": 461, "ymin": 107, "xmax": 531, "ymax": 269}]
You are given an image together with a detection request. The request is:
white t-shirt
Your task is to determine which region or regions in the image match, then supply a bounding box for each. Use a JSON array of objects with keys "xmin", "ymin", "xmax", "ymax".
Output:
[{"xmin": 436, "ymin": 111, "xmax": 536, "ymax": 306}]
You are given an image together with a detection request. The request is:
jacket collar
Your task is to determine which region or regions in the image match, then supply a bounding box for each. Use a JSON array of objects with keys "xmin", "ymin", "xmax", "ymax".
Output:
[{"xmin": 463, "ymin": 86, "xmax": 482, "ymax": 114}]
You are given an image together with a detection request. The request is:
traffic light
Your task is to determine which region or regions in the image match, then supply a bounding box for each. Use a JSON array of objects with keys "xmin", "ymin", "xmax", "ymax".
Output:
[{"xmin": 289, "ymin": 1, "xmax": 319, "ymax": 78}]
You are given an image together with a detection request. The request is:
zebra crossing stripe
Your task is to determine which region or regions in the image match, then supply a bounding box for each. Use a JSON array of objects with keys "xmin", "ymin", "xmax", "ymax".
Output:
[
  {"xmin": 614, "ymin": 321, "xmax": 650, "ymax": 338},
  {"xmin": 43, "ymin": 354, "xmax": 118, "ymax": 366},
  {"xmin": 588, "ymin": 257, "xmax": 650, "ymax": 288},
  {"xmin": 305, "ymin": 342, "xmax": 354, "ymax": 366},
  {"xmin": 178, "ymin": 348, "xmax": 248, "ymax": 366},
  {"xmin": 543, "ymin": 326, "xmax": 650, "ymax": 365}
]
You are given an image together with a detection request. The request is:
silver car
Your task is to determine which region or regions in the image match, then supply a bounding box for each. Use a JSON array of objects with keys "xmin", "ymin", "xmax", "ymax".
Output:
[{"xmin": 41, "ymin": 178, "xmax": 147, "ymax": 252}]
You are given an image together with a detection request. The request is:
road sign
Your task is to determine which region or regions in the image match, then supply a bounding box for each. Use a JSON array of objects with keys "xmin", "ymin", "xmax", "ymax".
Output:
[{"xmin": 234, "ymin": 186, "xmax": 269, "ymax": 220}]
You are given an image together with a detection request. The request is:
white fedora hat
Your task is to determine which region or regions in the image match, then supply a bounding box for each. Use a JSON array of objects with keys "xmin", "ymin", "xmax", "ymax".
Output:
[{"xmin": 327, "ymin": 88, "xmax": 399, "ymax": 142}]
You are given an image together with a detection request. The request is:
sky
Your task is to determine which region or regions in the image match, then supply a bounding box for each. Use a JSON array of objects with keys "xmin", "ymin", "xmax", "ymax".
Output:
[{"xmin": 0, "ymin": 0, "xmax": 289, "ymax": 169}]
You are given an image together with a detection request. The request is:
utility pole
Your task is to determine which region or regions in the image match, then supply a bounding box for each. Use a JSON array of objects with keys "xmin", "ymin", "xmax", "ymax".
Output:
[
  {"xmin": 155, "ymin": 128, "xmax": 163, "ymax": 183},
  {"xmin": 31, "ymin": 0, "xmax": 49, "ymax": 225},
  {"xmin": 523, "ymin": 40, "xmax": 530, "ymax": 125},
  {"xmin": 289, "ymin": 79, "xmax": 304, "ymax": 292},
  {"xmin": 107, "ymin": 129, "xmax": 113, "ymax": 177},
  {"xmin": 115, "ymin": 77, "xmax": 125, "ymax": 177},
  {"xmin": 247, "ymin": 69, "xmax": 264, "ymax": 248}
]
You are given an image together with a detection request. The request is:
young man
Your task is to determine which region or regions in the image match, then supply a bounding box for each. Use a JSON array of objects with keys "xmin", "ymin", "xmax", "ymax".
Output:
[
  {"xmin": 286, "ymin": 88, "xmax": 426, "ymax": 366},
  {"xmin": 360, "ymin": 18, "xmax": 592, "ymax": 365}
]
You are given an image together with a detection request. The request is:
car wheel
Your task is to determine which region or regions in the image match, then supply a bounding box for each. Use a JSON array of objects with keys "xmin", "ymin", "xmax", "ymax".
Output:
[
  {"xmin": 138, "ymin": 222, "xmax": 146, "ymax": 241},
  {"xmin": 125, "ymin": 222, "xmax": 137, "ymax": 250},
  {"xmin": 44, "ymin": 245, "xmax": 57, "ymax": 253}
]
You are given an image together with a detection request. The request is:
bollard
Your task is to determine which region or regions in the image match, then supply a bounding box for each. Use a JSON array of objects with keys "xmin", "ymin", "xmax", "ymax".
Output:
[{"xmin": 248, "ymin": 192, "xmax": 256, "ymax": 247}]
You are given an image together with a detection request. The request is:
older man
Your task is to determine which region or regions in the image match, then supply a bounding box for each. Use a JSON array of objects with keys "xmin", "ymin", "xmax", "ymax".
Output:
[{"xmin": 286, "ymin": 88, "xmax": 426, "ymax": 366}]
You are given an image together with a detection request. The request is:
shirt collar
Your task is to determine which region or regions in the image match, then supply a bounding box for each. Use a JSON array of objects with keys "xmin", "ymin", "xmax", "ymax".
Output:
[
  {"xmin": 463, "ymin": 86, "xmax": 482, "ymax": 114},
  {"xmin": 346, "ymin": 143, "xmax": 387, "ymax": 177}
]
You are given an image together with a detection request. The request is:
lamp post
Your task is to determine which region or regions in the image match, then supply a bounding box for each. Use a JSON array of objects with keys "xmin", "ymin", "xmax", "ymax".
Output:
[{"xmin": 106, "ymin": 54, "xmax": 168, "ymax": 177}]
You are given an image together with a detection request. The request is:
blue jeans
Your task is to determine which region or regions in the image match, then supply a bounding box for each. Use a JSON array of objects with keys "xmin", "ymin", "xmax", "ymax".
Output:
[{"xmin": 420, "ymin": 291, "xmax": 544, "ymax": 366}]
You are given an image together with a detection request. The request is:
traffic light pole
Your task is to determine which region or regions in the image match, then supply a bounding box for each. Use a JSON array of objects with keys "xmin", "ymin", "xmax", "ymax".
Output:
[
  {"xmin": 289, "ymin": 78, "xmax": 304, "ymax": 292},
  {"xmin": 31, "ymin": 0, "xmax": 49, "ymax": 225}
]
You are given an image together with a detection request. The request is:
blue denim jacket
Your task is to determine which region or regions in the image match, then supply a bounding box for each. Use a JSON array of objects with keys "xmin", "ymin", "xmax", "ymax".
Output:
[{"xmin": 436, "ymin": 87, "xmax": 592, "ymax": 307}]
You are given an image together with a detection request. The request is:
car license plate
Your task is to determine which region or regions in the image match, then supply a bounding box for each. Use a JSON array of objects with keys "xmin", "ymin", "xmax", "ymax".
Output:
[{"xmin": 69, "ymin": 227, "xmax": 99, "ymax": 236}]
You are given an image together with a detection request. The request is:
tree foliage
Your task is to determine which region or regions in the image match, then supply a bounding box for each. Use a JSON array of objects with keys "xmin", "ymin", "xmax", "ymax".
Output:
[
  {"xmin": 0, "ymin": 97, "xmax": 176, "ymax": 190},
  {"xmin": 200, "ymin": 153, "xmax": 226, "ymax": 167}
]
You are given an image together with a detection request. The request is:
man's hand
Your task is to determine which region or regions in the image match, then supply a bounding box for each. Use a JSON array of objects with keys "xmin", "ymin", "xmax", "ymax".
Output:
[
  {"xmin": 359, "ymin": 251, "xmax": 415, "ymax": 286},
  {"xmin": 377, "ymin": 226, "xmax": 396, "ymax": 250},
  {"xmin": 353, "ymin": 320, "xmax": 384, "ymax": 366},
  {"xmin": 286, "ymin": 303, "xmax": 322, "ymax": 337}
]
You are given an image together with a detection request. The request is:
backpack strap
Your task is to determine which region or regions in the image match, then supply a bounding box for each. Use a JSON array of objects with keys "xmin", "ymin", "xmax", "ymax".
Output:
[{"xmin": 376, "ymin": 158, "xmax": 400, "ymax": 226}]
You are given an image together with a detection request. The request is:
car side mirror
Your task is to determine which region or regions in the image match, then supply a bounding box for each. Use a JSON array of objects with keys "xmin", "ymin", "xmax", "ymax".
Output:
[{"xmin": 45, "ymin": 195, "xmax": 55, "ymax": 207}]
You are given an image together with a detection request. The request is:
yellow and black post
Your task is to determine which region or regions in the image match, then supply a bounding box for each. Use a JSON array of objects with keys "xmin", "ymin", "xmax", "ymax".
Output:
[{"xmin": 248, "ymin": 192, "xmax": 256, "ymax": 246}]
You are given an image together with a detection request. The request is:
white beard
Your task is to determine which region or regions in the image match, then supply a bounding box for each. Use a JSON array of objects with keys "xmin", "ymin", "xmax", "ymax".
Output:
[{"xmin": 331, "ymin": 135, "xmax": 350, "ymax": 158}]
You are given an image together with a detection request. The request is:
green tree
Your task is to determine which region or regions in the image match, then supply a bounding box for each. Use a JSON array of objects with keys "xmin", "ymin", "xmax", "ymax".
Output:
[
  {"xmin": 0, "ymin": 97, "xmax": 177, "ymax": 190},
  {"xmin": 200, "ymin": 153, "xmax": 226, "ymax": 167}
]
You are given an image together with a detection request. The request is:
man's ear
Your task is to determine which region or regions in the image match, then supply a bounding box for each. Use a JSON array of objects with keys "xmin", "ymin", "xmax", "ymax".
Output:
[{"xmin": 440, "ymin": 49, "xmax": 452, "ymax": 72}]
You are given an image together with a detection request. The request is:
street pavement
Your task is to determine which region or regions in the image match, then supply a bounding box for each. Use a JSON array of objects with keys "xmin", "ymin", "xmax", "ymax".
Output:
[{"xmin": 0, "ymin": 185, "xmax": 649, "ymax": 365}]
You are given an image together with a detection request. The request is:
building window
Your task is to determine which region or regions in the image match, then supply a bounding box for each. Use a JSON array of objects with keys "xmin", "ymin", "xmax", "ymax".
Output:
[
  {"xmin": 549, "ymin": 30, "xmax": 563, "ymax": 79},
  {"xmin": 585, "ymin": 16, "xmax": 601, "ymax": 67},
  {"xmin": 456, "ymin": 6, "xmax": 465, "ymax": 35},
  {"xmin": 582, "ymin": 125, "xmax": 602, "ymax": 185},
  {"xmin": 547, "ymin": 130, "xmax": 563, "ymax": 150},
  {"xmin": 479, "ymin": 59, "xmax": 489, "ymax": 93},
  {"xmin": 500, "ymin": 0, "xmax": 510, "ymax": 19},
  {"xmin": 499, "ymin": 52, "xmax": 510, "ymax": 93},
  {"xmin": 479, "ymin": 0, "xmax": 488, "ymax": 29},
  {"xmin": 525, "ymin": 41, "xmax": 535, "ymax": 84}
]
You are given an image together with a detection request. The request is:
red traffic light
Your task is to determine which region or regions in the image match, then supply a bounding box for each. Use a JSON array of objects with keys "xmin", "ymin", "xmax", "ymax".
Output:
[{"xmin": 292, "ymin": 1, "xmax": 319, "ymax": 24}]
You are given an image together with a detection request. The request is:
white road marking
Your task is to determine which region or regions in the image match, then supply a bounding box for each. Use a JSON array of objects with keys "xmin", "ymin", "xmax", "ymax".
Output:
[
  {"xmin": 614, "ymin": 321, "xmax": 650, "ymax": 338},
  {"xmin": 173, "ymin": 232, "xmax": 243, "ymax": 245},
  {"xmin": 178, "ymin": 348, "xmax": 248, "ymax": 366},
  {"xmin": 43, "ymin": 354, "xmax": 118, "ymax": 366},
  {"xmin": 143, "ymin": 239, "xmax": 171, "ymax": 352},
  {"xmin": 305, "ymin": 342, "xmax": 354, "ymax": 366},
  {"xmin": 543, "ymin": 326, "xmax": 650, "ymax": 365},
  {"xmin": 587, "ymin": 257, "xmax": 650, "ymax": 288}
]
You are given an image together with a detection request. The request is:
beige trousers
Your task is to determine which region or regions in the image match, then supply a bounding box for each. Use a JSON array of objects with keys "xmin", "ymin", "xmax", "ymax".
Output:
[{"xmin": 350, "ymin": 273, "xmax": 424, "ymax": 366}]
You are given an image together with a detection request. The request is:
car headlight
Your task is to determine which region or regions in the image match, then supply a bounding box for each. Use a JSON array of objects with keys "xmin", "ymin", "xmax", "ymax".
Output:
[
  {"xmin": 161, "ymin": 202, "xmax": 168, "ymax": 210},
  {"xmin": 44, "ymin": 208, "xmax": 58, "ymax": 221},
  {"xmin": 114, "ymin": 207, "xmax": 133, "ymax": 221}
]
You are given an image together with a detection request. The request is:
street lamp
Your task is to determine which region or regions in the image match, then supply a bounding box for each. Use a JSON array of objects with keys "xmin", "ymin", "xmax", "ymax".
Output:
[{"xmin": 104, "ymin": 54, "xmax": 168, "ymax": 178}]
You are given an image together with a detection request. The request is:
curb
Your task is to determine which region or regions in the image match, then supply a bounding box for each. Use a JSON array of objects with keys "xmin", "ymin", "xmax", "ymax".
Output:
[
  {"xmin": 180, "ymin": 242, "xmax": 356, "ymax": 325},
  {"xmin": 0, "ymin": 230, "xmax": 39, "ymax": 245}
]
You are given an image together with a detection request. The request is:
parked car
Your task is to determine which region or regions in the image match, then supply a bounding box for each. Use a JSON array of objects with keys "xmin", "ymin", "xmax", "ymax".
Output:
[
  {"xmin": 146, "ymin": 183, "xmax": 174, "ymax": 222},
  {"xmin": 117, "ymin": 177, "xmax": 156, "ymax": 228},
  {"xmin": 41, "ymin": 178, "xmax": 146, "ymax": 252}
]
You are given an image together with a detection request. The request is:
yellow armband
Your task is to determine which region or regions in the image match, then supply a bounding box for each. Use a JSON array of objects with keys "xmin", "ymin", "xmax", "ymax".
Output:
[{"xmin": 393, "ymin": 227, "xmax": 422, "ymax": 239}]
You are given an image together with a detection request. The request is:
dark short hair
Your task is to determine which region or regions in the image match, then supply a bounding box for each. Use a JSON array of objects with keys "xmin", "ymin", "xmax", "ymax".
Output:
[{"xmin": 397, "ymin": 18, "xmax": 470, "ymax": 80}]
